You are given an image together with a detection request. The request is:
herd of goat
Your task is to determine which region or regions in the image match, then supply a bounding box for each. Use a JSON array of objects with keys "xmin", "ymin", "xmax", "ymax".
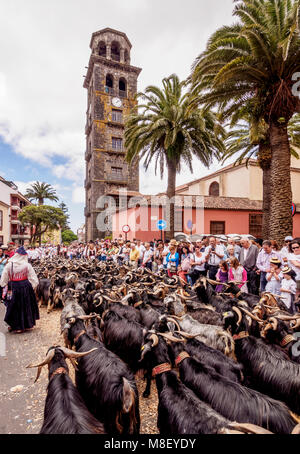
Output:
[{"xmin": 25, "ymin": 257, "xmax": 300, "ymax": 435}]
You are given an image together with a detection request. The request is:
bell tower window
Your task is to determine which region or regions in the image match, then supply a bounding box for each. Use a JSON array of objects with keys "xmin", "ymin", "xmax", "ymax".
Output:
[
  {"xmin": 119, "ymin": 78, "xmax": 127, "ymax": 98},
  {"xmin": 105, "ymin": 74, "xmax": 114, "ymax": 94},
  {"xmin": 111, "ymin": 41, "xmax": 120, "ymax": 62}
]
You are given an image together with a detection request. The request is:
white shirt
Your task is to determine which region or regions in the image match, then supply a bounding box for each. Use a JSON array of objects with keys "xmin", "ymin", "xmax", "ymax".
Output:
[
  {"xmin": 162, "ymin": 246, "xmax": 170, "ymax": 265},
  {"xmin": 192, "ymin": 253, "xmax": 206, "ymax": 271},
  {"xmin": 280, "ymin": 278, "xmax": 297, "ymax": 309},
  {"xmin": 288, "ymin": 253, "xmax": 300, "ymax": 280},
  {"xmin": 143, "ymin": 249, "xmax": 153, "ymax": 264},
  {"xmin": 137, "ymin": 245, "xmax": 146, "ymax": 260},
  {"xmin": 205, "ymin": 245, "xmax": 225, "ymax": 266}
]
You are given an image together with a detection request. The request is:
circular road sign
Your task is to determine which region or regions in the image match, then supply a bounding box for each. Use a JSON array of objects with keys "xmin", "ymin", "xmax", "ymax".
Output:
[
  {"xmin": 157, "ymin": 219, "xmax": 167, "ymax": 231},
  {"xmin": 122, "ymin": 225, "xmax": 130, "ymax": 233},
  {"xmin": 187, "ymin": 220, "xmax": 193, "ymax": 230}
]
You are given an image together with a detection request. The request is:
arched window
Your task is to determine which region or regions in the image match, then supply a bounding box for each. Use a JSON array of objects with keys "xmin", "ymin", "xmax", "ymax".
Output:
[
  {"xmin": 105, "ymin": 74, "xmax": 114, "ymax": 94},
  {"xmin": 99, "ymin": 41, "xmax": 106, "ymax": 57},
  {"xmin": 209, "ymin": 181, "xmax": 220, "ymax": 196},
  {"xmin": 111, "ymin": 41, "xmax": 120, "ymax": 62},
  {"xmin": 124, "ymin": 49, "xmax": 130, "ymax": 64},
  {"xmin": 119, "ymin": 78, "xmax": 127, "ymax": 97}
]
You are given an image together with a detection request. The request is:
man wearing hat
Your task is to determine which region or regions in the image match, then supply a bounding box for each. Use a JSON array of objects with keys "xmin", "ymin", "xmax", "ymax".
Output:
[
  {"xmin": 256, "ymin": 240, "xmax": 281, "ymax": 293},
  {"xmin": 0, "ymin": 246, "xmax": 39, "ymax": 333}
]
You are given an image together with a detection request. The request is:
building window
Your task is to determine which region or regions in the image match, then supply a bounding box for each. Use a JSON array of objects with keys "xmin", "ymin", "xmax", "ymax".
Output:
[
  {"xmin": 99, "ymin": 41, "xmax": 106, "ymax": 57},
  {"xmin": 111, "ymin": 167, "xmax": 123, "ymax": 180},
  {"xmin": 209, "ymin": 182, "xmax": 220, "ymax": 196},
  {"xmin": 0, "ymin": 210, "xmax": 2, "ymax": 230},
  {"xmin": 249, "ymin": 214, "xmax": 262, "ymax": 238},
  {"xmin": 0, "ymin": 236, "xmax": 3, "ymax": 245},
  {"xmin": 119, "ymin": 78, "xmax": 127, "ymax": 97},
  {"xmin": 210, "ymin": 221, "xmax": 225, "ymax": 235},
  {"xmin": 111, "ymin": 41, "xmax": 120, "ymax": 62},
  {"xmin": 112, "ymin": 137, "xmax": 123, "ymax": 150},
  {"xmin": 112, "ymin": 109, "xmax": 123, "ymax": 123}
]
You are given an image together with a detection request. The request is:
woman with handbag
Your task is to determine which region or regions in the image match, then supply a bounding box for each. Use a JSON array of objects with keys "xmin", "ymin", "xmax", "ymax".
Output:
[
  {"xmin": 0, "ymin": 246, "xmax": 39, "ymax": 333},
  {"xmin": 166, "ymin": 245, "xmax": 180, "ymax": 277}
]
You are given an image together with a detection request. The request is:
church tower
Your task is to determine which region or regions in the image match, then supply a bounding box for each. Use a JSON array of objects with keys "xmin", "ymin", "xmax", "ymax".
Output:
[{"xmin": 83, "ymin": 28, "xmax": 142, "ymax": 240}]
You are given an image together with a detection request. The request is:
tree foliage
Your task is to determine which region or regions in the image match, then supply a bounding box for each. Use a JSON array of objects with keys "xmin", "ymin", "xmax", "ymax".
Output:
[
  {"xmin": 19, "ymin": 205, "xmax": 67, "ymax": 245},
  {"xmin": 61, "ymin": 229, "xmax": 78, "ymax": 245},
  {"xmin": 25, "ymin": 182, "xmax": 59, "ymax": 206}
]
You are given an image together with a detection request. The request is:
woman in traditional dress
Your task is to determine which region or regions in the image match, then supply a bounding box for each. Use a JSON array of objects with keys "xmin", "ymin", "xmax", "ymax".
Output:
[{"xmin": 0, "ymin": 246, "xmax": 39, "ymax": 333}]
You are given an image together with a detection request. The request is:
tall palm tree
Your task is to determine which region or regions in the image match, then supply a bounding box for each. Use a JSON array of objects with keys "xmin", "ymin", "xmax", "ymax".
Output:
[
  {"xmin": 25, "ymin": 182, "xmax": 59, "ymax": 206},
  {"xmin": 223, "ymin": 114, "xmax": 300, "ymax": 238},
  {"xmin": 191, "ymin": 0, "xmax": 300, "ymax": 243},
  {"xmin": 125, "ymin": 74, "xmax": 225, "ymax": 238}
]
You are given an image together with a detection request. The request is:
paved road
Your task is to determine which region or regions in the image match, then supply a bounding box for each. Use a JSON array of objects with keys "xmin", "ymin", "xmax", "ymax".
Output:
[
  {"xmin": 0, "ymin": 303, "xmax": 158, "ymax": 434},
  {"xmin": 0, "ymin": 304, "xmax": 62, "ymax": 434}
]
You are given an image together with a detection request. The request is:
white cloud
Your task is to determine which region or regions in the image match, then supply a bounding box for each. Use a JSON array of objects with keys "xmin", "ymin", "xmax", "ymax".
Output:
[
  {"xmin": 72, "ymin": 186, "xmax": 85, "ymax": 204},
  {"xmin": 0, "ymin": 0, "xmax": 235, "ymax": 229}
]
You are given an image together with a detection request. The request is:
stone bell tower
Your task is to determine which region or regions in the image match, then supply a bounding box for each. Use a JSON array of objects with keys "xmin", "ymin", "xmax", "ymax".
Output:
[{"xmin": 83, "ymin": 28, "xmax": 142, "ymax": 241}]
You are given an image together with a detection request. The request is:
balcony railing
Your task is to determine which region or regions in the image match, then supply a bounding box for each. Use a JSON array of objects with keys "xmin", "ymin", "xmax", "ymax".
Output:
[
  {"xmin": 119, "ymin": 90, "xmax": 126, "ymax": 98},
  {"xmin": 104, "ymin": 86, "xmax": 114, "ymax": 95},
  {"xmin": 109, "ymin": 173, "xmax": 128, "ymax": 182},
  {"xmin": 11, "ymin": 204, "xmax": 20, "ymax": 211}
]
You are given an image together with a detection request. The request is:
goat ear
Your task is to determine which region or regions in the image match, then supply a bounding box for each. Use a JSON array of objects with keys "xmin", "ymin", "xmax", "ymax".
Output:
[{"xmin": 122, "ymin": 378, "xmax": 134, "ymax": 413}]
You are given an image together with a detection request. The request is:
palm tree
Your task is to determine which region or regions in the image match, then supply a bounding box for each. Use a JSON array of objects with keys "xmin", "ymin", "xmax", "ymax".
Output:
[
  {"xmin": 25, "ymin": 182, "xmax": 59, "ymax": 206},
  {"xmin": 223, "ymin": 114, "xmax": 300, "ymax": 238},
  {"xmin": 191, "ymin": 0, "xmax": 300, "ymax": 243},
  {"xmin": 125, "ymin": 74, "xmax": 225, "ymax": 238}
]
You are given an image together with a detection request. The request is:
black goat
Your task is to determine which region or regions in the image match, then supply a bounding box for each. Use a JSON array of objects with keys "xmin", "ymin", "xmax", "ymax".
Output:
[
  {"xmin": 262, "ymin": 317, "xmax": 300, "ymax": 364},
  {"xmin": 168, "ymin": 339, "xmax": 297, "ymax": 434},
  {"xmin": 140, "ymin": 332, "xmax": 234, "ymax": 434},
  {"xmin": 27, "ymin": 346, "xmax": 105, "ymax": 434},
  {"xmin": 224, "ymin": 307, "xmax": 300, "ymax": 415},
  {"xmin": 63, "ymin": 315, "xmax": 140, "ymax": 434},
  {"xmin": 101, "ymin": 310, "xmax": 153, "ymax": 398},
  {"xmin": 184, "ymin": 337, "xmax": 243, "ymax": 383}
]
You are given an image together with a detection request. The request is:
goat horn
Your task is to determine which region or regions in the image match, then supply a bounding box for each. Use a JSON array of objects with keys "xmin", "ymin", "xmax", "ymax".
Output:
[
  {"xmin": 274, "ymin": 315, "xmax": 300, "ymax": 321},
  {"xmin": 149, "ymin": 334, "xmax": 159, "ymax": 347},
  {"xmin": 59, "ymin": 346, "xmax": 98, "ymax": 359},
  {"xmin": 232, "ymin": 307, "xmax": 243, "ymax": 326},
  {"xmin": 174, "ymin": 330, "xmax": 200, "ymax": 339},
  {"xmin": 26, "ymin": 348, "xmax": 56, "ymax": 383},
  {"xmin": 166, "ymin": 317, "xmax": 181, "ymax": 331},
  {"xmin": 239, "ymin": 306, "xmax": 264, "ymax": 323},
  {"xmin": 158, "ymin": 332, "xmax": 186, "ymax": 343},
  {"xmin": 227, "ymin": 422, "xmax": 273, "ymax": 435},
  {"xmin": 290, "ymin": 319, "xmax": 300, "ymax": 330},
  {"xmin": 77, "ymin": 314, "xmax": 98, "ymax": 321}
]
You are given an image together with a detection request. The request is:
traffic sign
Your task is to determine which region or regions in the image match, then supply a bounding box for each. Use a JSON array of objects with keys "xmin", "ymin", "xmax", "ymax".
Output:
[
  {"xmin": 157, "ymin": 220, "xmax": 167, "ymax": 231},
  {"xmin": 292, "ymin": 203, "xmax": 296, "ymax": 217},
  {"xmin": 187, "ymin": 220, "xmax": 193, "ymax": 230},
  {"xmin": 122, "ymin": 225, "xmax": 130, "ymax": 233}
]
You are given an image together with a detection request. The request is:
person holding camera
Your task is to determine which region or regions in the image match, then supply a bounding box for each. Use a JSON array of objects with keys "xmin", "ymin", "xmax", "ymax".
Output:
[{"xmin": 204, "ymin": 237, "xmax": 225, "ymax": 280}]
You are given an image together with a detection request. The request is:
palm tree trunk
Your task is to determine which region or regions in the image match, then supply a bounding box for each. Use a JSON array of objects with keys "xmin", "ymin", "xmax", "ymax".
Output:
[
  {"xmin": 268, "ymin": 121, "xmax": 293, "ymax": 246},
  {"xmin": 166, "ymin": 158, "xmax": 177, "ymax": 240},
  {"xmin": 257, "ymin": 142, "xmax": 272, "ymax": 239}
]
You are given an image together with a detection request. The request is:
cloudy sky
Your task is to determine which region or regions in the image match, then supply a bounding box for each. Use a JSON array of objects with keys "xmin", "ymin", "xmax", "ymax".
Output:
[{"xmin": 0, "ymin": 0, "xmax": 235, "ymax": 232}]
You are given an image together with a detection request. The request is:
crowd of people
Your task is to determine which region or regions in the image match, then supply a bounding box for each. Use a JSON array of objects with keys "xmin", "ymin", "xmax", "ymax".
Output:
[{"xmin": 1, "ymin": 234, "xmax": 300, "ymax": 334}]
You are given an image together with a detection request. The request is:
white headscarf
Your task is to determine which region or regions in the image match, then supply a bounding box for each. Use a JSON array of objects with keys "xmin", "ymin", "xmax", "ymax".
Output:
[{"xmin": 8, "ymin": 252, "xmax": 29, "ymax": 266}]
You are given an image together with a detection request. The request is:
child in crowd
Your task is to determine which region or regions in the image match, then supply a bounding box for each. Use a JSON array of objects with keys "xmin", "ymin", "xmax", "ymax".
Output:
[
  {"xmin": 265, "ymin": 258, "xmax": 283, "ymax": 296},
  {"xmin": 228, "ymin": 258, "xmax": 248, "ymax": 293},
  {"xmin": 280, "ymin": 266, "xmax": 297, "ymax": 314},
  {"xmin": 215, "ymin": 261, "xmax": 229, "ymax": 293}
]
